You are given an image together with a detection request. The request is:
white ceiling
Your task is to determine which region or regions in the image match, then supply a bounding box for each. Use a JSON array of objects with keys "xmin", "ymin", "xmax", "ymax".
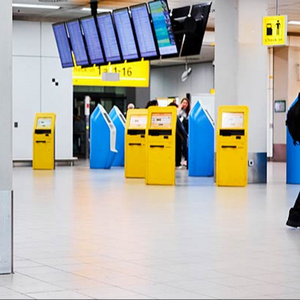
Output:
[{"xmin": 12, "ymin": 0, "xmax": 300, "ymax": 66}]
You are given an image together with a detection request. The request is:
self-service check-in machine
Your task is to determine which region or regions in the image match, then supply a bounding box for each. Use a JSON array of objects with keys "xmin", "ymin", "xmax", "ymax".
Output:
[
  {"xmin": 145, "ymin": 106, "xmax": 177, "ymax": 185},
  {"xmin": 109, "ymin": 106, "xmax": 126, "ymax": 167},
  {"xmin": 189, "ymin": 101, "xmax": 215, "ymax": 177},
  {"xmin": 33, "ymin": 113, "xmax": 56, "ymax": 170},
  {"xmin": 125, "ymin": 109, "xmax": 148, "ymax": 178},
  {"xmin": 216, "ymin": 105, "xmax": 249, "ymax": 186},
  {"xmin": 90, "ymin": 104, "xmax": 117, "ymax": 169}
]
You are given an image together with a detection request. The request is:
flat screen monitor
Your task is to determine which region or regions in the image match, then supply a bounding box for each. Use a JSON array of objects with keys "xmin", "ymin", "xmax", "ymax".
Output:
[
  {"xmin": 129, "ymin": 115, "xmax": 147, "ymax": 129},
  {"xmin": 150, "ymin": 112, "xmax": 172, "ymax": 129},
  {"xmin": 37, "ymin": 118, "xmax": 52, "ymax": 129},
  {"xmin": 148, "ymin": 0, "xmax": 178, "ymax": 57},
  {"xmin": 52, "ymin": 23, "xmax": 74, "ymax": 68},
  {"xmin": 221, "ymin": 112, "xmax": 244, "ymax": 129},
  {"xmin": 66, "ymin": 19, "xmax": 90, "ymax": 67},
  {"xmin": 181, "ymin": 2, "xmax": 211, "ymax": 56},
  {"xmin": 96, "ymin": 13, "xmax": 122, "ymax": 63},
  {"xmin": 130, "ymin": 3, "xmax": 159, "ymax": 59},
  {"xmin": 113, "ymin": 8, "xmax": 140, "ymax": 61},
  {"xmin": 80, "ymin": 16, "xmax": 105, "ymax": 65}
]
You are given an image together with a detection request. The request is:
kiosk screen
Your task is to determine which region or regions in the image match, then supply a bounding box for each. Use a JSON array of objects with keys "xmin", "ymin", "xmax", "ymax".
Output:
[
  {"xmin": 221, "ymin": 112, "xmax": 244, "ymax": 128},
  {"xmin": 37, "ymin": 118, "xmax": 52, "ymax": 129},
  {"xmin": 129, "ymin": 115, "xmax": 147, "ymax": 129},
  {"xmin": 150, "ymin": 113, "xmax": 172, "ymax": 128}
]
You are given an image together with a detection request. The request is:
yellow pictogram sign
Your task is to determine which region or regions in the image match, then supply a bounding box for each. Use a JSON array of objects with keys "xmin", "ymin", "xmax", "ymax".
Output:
[
  {"xmin": 73, "ymin": 60, "xmax": 150, "ymax": 88},
  {"xmin": 263, "ymin": 15, "xmax": 287, "ymax": 46}
]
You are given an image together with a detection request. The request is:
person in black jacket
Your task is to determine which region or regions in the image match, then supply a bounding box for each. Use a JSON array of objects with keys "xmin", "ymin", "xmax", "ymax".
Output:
[{"xmin": 168, "ymin": 102, "xmax": 188, "ymax": 168}]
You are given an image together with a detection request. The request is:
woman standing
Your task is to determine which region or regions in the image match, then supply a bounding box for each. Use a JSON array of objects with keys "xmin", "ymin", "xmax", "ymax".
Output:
[{"xmin": 178, "ymin": 98, "xmax": 190, "ymax": 166}]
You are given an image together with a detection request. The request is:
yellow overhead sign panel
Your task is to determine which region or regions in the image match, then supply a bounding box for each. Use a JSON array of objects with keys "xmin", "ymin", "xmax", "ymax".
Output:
[
  {"xmin": 263, "ymin": 15, "xmax": 287, "ymax": 46},
  {"xmin": 73, "ymin": 60, "xmax": 150, "ymax": 88}
]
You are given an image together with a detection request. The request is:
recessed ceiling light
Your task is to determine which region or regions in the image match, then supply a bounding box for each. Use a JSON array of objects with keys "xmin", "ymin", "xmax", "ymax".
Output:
[
  {"xmin": 81, "ymin": 8, "xmax": 112, "ymax": 13},
  {"xmin": 288, "ymin": 21, "xmax": 300, "ymax": 25},
  {"xmin": 12, "ymin": 3, "xmax": 60, "ymax": 9}
]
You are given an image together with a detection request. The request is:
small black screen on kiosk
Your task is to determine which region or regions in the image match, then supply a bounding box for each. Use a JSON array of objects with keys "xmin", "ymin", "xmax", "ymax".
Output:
[
  {"xmin": 80, "ymin": 16, "xmax": 105, "ymax": 65},
  {"xmin": 130, "ymin": 3, "xmax": 158, "ymax": 59},
  {"xmin": 66, "ymin": 20, "xmax": 90, "ymax": 67},
  {"xmin": 113, "ymin": 8, "xmax": 139, "ymax": 61},
  {"xmin": 96, "ymin": 13, "xmax": 122, "ymax": 63},
  {"xmin": 52, "ymin": 23, "xmax": 74, "ymax": 68},
  {"xmin": 148, "ymin": 0, "xmax": 178, "ymax": 57}
]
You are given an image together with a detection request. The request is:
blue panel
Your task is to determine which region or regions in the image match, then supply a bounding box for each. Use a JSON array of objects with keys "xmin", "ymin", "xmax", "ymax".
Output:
[
  {"xmin": 109, "ymin": 106, "xmax": 125, "ymax": 167},
  {"xmin": 188, "ymin": 101, "xmax": 214, "ymax": 177},
  {"xmin": 90, "ymin": 104, "xmax": 117, "ymax": 169},
  {"xmin": 287, "ymin": 96, "xmax": 300, "ymax": 184}
]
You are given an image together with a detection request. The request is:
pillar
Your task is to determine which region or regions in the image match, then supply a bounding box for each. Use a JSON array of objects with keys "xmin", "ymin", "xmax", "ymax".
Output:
[
  {"xmin": 215, "ymin": 0, "xmax": 268, "ymax": 183},
  {"xmin": 0, "ymin": 0, "xmax": 13, "ymax": 274}
]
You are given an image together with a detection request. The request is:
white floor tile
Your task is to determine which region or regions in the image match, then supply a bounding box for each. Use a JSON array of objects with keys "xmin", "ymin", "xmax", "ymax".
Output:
[{"xmin": 0, "ymin": 161, "xmax": 298, "ymax": 299}]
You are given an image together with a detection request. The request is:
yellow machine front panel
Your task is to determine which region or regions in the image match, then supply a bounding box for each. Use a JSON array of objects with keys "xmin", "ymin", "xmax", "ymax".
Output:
[
  {"xmin": 33, "ymin": 113, "xmax": 56, "ymax": 170},
  {"xmin": 145, "ymin": 106, "xmax": 177, "ymax": 185},
  {"xmin": 125, "ymin": 109, "xmax": 148, "ymax": 178},
  {"xmin": 216, "ymin": 106, "xmax": 249, "ymax": 187}
]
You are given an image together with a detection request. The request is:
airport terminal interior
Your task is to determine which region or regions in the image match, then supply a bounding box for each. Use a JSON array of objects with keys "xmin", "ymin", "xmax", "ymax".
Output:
[
  {"xmin": 0, "ymin": 161, "xmax": 299, "ymax": 299},
  {"xmin": 2, "ymin": 0, "xmax": 300, "ymax": 299}
]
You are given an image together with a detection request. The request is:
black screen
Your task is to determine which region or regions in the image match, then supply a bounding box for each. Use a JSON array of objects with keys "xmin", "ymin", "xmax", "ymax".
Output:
[
  {"xmin": 172, "ymin": 2, "xmax": 212, "ymax": 57},
  {"xmin": 66, "ymin": 20, "xmax": 90, "ymax": 67},
  {"xmin": 52, "ymin": 23, "xmax": 74, "ymax": 68},
  {"xmin": 130, "ymin": 4, "xmax": 158, "ymax": 59},
  {"xmin": 80, "ymin": 16, "xmax": 105, "ymax": 65},
  {"xmin": 96, "ymin": 13, "xmax": 122, "ymax": 63},
  {"xmin": 113, "ymin": 8, "xmax": 139, "ymax": 61}
]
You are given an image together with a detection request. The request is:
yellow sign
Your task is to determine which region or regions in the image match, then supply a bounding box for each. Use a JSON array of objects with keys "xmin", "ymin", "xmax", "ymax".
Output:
[
  {"xmin": 73, "ymin": 60, "xmax": 150, "ymax": 87},
  {"xmin": 263, "ymin": 15, "xmax": 287, "ymax": 46}
]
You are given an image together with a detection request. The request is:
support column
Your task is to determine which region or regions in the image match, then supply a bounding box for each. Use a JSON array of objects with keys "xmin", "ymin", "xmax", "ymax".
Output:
[
  {"xmin": 215, "ymin": 0, "xmax": 268, "ymax": 183},
  {"xmin": 0, "ymin": 0, "xmax": 13, "ymax": 274}
]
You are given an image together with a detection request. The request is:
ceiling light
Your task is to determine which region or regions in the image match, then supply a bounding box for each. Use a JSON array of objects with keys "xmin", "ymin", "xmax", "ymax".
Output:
[
  {"xmin": 12, "ymin": 3, "xmax": 60, "ymax": 9},
  {"xmin": 288, "ymin": 21, "xmax": 300, "ymax": 25},
  {"xmin": 81, "ymin": 8, "xmax": 112, "ymax": 13}
]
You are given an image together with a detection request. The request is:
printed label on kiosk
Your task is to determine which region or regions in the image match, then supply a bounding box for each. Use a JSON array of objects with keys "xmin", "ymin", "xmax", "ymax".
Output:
[
  {"xmin": 145, "ymin": 106, "xmax": 177, "ymax": 185},
  {"xmin": 33, "ymin": 113, "xmax": 56, "ymax": 170},
  {"xmin": 125, "ymin": 109, "xmax": 148, "ymax": 178},
  {"xmin": 216, "ymin": 106, "xmax": 249, "ymax": 187}
]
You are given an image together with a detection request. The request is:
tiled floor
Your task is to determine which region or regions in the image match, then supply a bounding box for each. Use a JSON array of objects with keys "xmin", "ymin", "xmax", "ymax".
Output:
[{"xmin": 1, "ymin": 161, "xmax": 300, "ymax": 299}]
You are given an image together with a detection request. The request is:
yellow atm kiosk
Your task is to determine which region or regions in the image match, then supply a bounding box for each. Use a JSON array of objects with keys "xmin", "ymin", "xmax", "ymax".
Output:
[
  {"xmin": 216, "ymin": 106, "xmax": 249, "ymax": 186},
  {"xmin": 125, "ymin": 109, "xmax": 148, "ymax": 178},
  {"xmin": 33, "ymin": 113, "xmax": 56, "ymax": 170},
  {"xmin": 145, "ymin": 106, "xmax": 177, "ymax": 185}
]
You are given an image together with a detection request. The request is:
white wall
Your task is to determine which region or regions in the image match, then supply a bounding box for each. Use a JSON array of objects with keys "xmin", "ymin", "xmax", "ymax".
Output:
[
  {"xmin": 13, "ymin": 21, "xmax": 73, "ymax": 160},
  {"xmin": 150, "ymin": 62, "xmax": 214, "ymax": 101}
]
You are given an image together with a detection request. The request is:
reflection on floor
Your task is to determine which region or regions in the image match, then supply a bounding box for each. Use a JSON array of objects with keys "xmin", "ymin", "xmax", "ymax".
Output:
[{"xmin": 1, "ymin": 161, "xmax": 300, "ymax": 299}]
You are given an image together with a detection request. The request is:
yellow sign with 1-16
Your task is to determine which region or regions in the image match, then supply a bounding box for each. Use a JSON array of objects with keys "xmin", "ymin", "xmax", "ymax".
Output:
[
  {"xmin": 263, "ymin": 15, "xmax": 287, "ymax": 46},
  {"xmin": 73, "ymin": 60, "xmax": 149, "ymax": 88}
]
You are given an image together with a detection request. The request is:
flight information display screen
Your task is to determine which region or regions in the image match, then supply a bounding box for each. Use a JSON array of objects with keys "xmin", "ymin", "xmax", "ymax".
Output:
[
  {"xmin": 130, "ymin": 4, "xmax": 158, "ymax": 59},
  {"xmin": 148, "ymin": 0, "xmax": 178, "ymax": 57},
  {"xmin": 113, "ymin": 8, "xmax": 139, "ymax": 61},
  {"xmin": 66, "ymin": 20, "xmax": 90, "ymax": 67},
  {"xmin": 52, "ymin": 23, "xmax": 74, "ymax": 68},
  {"xmin": 96, "ymin": 13, "xmax": 122, "ymax": 63},
  {"xmin": 80, "ymin": 16, "xmax": 105, "ymax": 65}
]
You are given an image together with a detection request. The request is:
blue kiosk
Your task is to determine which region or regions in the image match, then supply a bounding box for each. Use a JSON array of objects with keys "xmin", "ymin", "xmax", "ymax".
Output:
[
  {"xmin": 109, "ymin": 106, "xmax": 126, "ymax": 167},
  {"xmin": 286, "ymin": 96, "xmax": 300, "ymax": 184},
  {"xmin": 90, "ymin": 104, "xmax": 117, "ymax": 169},
  {"xmin": 188, "ymin": 101, "xmax": 215, "ymax": 177}
]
